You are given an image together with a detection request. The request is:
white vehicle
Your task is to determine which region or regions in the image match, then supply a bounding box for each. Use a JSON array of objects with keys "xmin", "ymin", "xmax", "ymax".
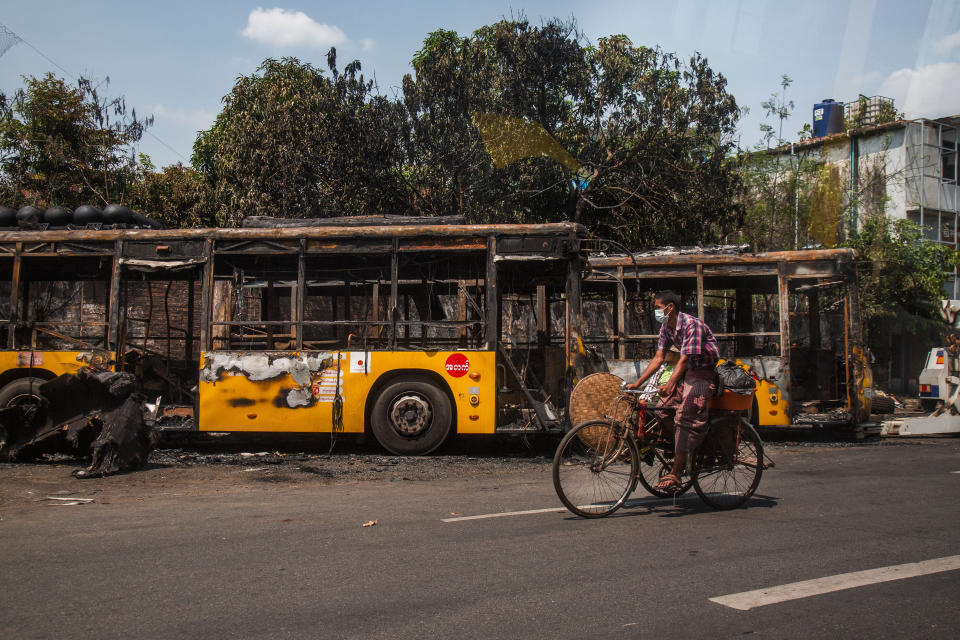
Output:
[
  {"xmin": 883, "ymin": 300, "xmax": 960, "ymax": 436},
  {"xmin": 918, "ymin": 348, "xmax": 949, "ymax": 412}
]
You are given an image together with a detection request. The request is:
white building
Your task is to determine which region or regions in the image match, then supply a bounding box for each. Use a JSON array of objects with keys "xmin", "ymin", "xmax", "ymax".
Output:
[
  {"xmin": 774, "ymin": 104, "xmax": 959, "ymax": 392},
  {"xmin": 787, "ymin": 110, "xmax": 959, "ymax": 293}
]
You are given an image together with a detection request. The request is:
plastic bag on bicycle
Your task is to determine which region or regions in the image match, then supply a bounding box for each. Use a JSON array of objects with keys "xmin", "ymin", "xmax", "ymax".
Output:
[{"xmin": 711, "ymin": 362, "xmax": 757, "ymax": 411}]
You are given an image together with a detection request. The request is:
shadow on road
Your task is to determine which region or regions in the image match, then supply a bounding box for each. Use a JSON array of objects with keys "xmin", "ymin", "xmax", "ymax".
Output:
[{"xmin": 617, "ymin": 492, "xmax": 780, "ymax": 517}]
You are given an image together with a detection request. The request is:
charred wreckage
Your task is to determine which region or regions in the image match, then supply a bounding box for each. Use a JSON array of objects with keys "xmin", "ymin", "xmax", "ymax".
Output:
[{"xmin": 0, "ymin": 207, "xmax": 874, "ymax": 474}]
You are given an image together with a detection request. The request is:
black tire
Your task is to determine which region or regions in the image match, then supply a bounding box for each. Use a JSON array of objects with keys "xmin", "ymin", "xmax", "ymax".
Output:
[
  {"xmin": 636, "ymin": 443, "xmax": 693, "ymax": 498},
  {"xmin": 553, "ymin": 419, "xmax": 638, "ymax": 518},
  {"xmin": 920, "ymin": 398, "xmax": 941, "ymax": 412},
  {"xmin": 0, "ymin": 377, "xmax": 46, "ymax": 409},
  {"xmin": 369, "ymin": 376, "xmax": 452, "ymax": 455},
  {"xmin": 871, "ymin": 394, "xmax": 896, "ymax": 415},
  {"xmin": 693, "ymin": 420, "xmax": 764, "ymax": 510}
]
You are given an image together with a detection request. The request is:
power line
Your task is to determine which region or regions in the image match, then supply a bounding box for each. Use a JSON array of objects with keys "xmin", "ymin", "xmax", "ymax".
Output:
[
  {"xmin": 0, "ymin": 22, "xmax": 191, "ymax": 165},
  {"xmin": 0, "ymin": 24, "xmax": 22, "ymax": 58},
  {"xmin": 144, "ymin": 129, "xmax": 190, "ymax": 164}
]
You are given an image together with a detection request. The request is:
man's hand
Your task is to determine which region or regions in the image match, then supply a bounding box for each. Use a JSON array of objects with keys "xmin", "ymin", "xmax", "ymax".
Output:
[
  {"xmin": 625, "ymin": 380, "xmax": 641, "ymax": 390},
  {"xmin": 657, "ymin": 382, "xmax": 676, "ymax": 398}
]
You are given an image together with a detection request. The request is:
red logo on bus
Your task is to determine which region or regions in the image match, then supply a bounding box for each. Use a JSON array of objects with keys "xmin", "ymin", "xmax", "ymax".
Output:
[{"xmin": 445, "ymin": 353, "xmax": 469, "ymax": 377}]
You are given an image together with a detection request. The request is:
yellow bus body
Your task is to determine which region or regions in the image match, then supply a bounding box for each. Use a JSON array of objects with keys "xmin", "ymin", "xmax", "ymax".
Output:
[
  {"xmin": 0, "ymin": 350, "xmax": 112, "ymax": 378},
  {"xmin": 717, "ymin": 359, "xmax": 790, "ymax": 427},
  {"xmin": 754, "ymin": 378, "xmax": 790, "ymax": 426},
  {"xmin": 199, "ymin": 350, "xmax": 496, "ymax": 434}
]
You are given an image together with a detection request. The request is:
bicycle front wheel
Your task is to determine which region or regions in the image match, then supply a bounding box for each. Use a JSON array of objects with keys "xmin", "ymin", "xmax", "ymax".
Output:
[
  {"xmin": 553, "ymin": 419, "xmax": 638, "ymax": 518},
  {"xmin": 693, "ymin": 420, "xmax": 764, "ymax": 510}
]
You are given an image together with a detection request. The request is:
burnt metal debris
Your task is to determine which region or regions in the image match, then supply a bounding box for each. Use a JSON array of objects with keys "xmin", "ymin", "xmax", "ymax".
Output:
[
  {"xmin": 0, "ymin": 369, "xmax": 157, "ymax": 477},
  {"xmin": 585, "ymin": 246, "xmax": 871, "ymax": 429},
  {"xmin": 0, "ymin": 216, "xmax": 879, "ymax": 471}
]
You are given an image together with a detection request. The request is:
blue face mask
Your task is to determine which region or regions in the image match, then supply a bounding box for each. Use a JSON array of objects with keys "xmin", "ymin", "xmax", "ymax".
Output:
[{"xmin": 654, "ymin": 308, "xmax": 668, "ymax": 324}]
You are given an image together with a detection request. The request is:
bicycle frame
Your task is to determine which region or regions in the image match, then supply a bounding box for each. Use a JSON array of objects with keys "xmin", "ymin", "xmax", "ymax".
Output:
[
  {"xmin": 553, "ymin": 388, "xmax": 765, "ymax": 517},
  {"xmin": 604, "ymin": 390, "xmax": 756, "ymax": 482}
]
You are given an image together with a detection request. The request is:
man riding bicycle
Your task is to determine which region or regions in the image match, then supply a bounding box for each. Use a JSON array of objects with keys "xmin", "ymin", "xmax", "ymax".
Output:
[{"xmin": 625, "ymin": 290, "xmax": 720, "ymax": 494}]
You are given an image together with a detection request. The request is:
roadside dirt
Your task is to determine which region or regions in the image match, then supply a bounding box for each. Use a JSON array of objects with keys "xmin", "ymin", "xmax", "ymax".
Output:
[{"xmin": 1, "ymin": 431, "xmax": 953, "ymax": 513}]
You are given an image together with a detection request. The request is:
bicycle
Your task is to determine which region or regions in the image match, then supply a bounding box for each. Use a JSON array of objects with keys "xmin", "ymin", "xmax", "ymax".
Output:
[{"xmin": 552, "ymin": 386, "xmax": 764, "ymax": 518}]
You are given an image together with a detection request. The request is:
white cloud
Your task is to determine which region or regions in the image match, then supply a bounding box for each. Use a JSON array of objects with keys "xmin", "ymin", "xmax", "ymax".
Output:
[
  {"xmin": 151, "ymin": 104, "xmax": 216, "ymax": 130},
  {"xmin": 935, "ymin": 29, "xmax": 960, "ymax": 54},
  {"xmin": 852, "ymin": 70, "xmax": 884, "ymax": 88},
  {"xmin": 241, "ymin": 7, "xmax": 347, "ymax": 49},
  {"xmin": 361, "ymin": 37, "xmax": 374, "ymax": 51},
  {"xmin": 877, "ymin": 62, "xmax": 960, "ymax": 119}
]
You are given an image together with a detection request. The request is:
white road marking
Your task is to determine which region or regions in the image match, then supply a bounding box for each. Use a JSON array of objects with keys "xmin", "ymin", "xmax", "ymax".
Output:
[
  {"xmin": 441, "ymin": 496, "xmax": 682, "ymax": 522},
  {"xmin": 709, "ymin": 555, "xmax": 960, "ymax": 611},
  {"xmin": 442, "ymin": 507, "xmax": 567, "ymax": 522},
  {"xmin": 951, "ymin": 471, "xmax": 960, "ymax": 474}
]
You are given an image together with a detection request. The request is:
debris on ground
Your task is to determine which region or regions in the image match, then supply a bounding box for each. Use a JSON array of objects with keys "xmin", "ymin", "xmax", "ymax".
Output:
[
  {"xmin": 362, "ymin": 519, "xmax": 378, "ymax": 527},
  {"xmin": 0, "ymin": 369, "xmax": 157, "ymax": 478}
]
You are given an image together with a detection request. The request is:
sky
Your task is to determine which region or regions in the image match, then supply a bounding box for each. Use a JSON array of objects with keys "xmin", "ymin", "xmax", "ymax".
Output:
[{"xmin": 2, "ymin": 0, "xmax": 959, "ymax": 169}]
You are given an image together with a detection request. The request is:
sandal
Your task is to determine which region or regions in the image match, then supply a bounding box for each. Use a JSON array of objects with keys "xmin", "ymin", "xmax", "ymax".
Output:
[{"xmin": 655, "ymin": 473, "xmax": 683, "ymax": 494}]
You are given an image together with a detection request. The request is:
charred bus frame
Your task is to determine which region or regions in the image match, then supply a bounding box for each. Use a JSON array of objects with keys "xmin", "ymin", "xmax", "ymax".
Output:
[
  {"xmin": 0, "ymin": 221, "xmax": 587, "ymax": 454},
  {"xmin": 584, "ymin": 248, "xmax": 873, "ymax": 430}
]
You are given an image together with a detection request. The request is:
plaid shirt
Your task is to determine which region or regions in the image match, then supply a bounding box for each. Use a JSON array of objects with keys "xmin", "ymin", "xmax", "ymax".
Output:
[{"xmin": 656, "ymin": 311, "xmax": 720, "ymax": 370}]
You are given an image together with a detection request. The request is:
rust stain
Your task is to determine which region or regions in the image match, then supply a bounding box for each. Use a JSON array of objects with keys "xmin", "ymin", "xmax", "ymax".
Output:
[
  {"xmin": 588, "ymin": 248, "xmax": 857, "ymax": 268},
  {"xmin": 0, "ymin": 222, "xmax": 585, "ymax": 243}
]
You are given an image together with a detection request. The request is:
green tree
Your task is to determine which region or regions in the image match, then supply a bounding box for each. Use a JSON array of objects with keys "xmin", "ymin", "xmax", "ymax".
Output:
[
  {"xmin": 193, "ymin": 54, "xmax": 406, "ymax": 226},
  {"xmin": 128, "ymin": 154, "xmax": 217, "ymax": 228},
  {"xmin": 196, "ymin": 17, "xmax": 741, "ymax": 243},
  {"xmin": 400, "ymin": 18, "xmax": 743, "ymax": 247},
  {"xmin": 850, "ymin": 216, "xmax": 959, "ymax": 341},
  {"xmin": 737, "ymin": 75, "xmax": 820, "ymax": 251},
  {"xmin": 0, "ymin": 73, "xmax": 151, "ymax": 208}
]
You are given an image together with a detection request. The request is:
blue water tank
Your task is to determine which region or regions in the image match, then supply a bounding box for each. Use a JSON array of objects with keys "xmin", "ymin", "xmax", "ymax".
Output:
[{"xmin": 813, "ymin": 99, "xmax": 844, "ymax": 138}]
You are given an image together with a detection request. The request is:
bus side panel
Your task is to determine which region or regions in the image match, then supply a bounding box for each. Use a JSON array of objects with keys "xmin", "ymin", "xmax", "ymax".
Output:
[
  {"xmin": 198, "ymin": 350, "xmax": 496, "ymax": 434},
  {"xmin": 198, "ymin": 351, "xmax": 341, "ymax": 433},
  {"xmin": 754, "ymin": 379, "xmax": 791, "ymax": 426},
  {"xmin": 0, "ymin": 350, "xmax": 112, "ymax": 378},
  {"xmin": 356, "ymin": 351, "xmax": 496, "ymax": 435}
]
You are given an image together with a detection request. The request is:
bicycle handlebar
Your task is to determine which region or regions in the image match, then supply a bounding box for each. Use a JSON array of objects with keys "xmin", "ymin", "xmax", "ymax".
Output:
[{"xmin": 619, "ymin": 383, "xmax": 658, "ymax": 402}]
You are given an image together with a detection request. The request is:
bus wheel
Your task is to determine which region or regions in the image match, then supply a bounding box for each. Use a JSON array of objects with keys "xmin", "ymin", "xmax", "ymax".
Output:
[
  {"xmin": 0, "ymin": 377, "xmax": 46, "ymax": 409},
  {"xmin": 370, "ymin": 376, "xmax": 452, "ymax": 455}
]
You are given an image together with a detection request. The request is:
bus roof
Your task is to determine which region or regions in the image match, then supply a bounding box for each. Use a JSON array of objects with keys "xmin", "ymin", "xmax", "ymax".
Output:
[
  {"xmin": 588, "ymin": 247, "xmax": 857, "ymax": 267},
  {"xmin": 0, "ymin": 221, "xmax": 586, "ymax": 243}
]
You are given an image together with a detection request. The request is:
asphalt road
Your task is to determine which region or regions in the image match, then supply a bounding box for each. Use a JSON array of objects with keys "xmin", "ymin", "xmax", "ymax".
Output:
[{"xmin": 2, "ymin": 438, "xmax": 959, "ymax": 639}]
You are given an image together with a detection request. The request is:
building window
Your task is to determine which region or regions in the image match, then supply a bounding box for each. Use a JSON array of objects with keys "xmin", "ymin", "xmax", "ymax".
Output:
[
  {"xmin": 943, "ymin": 139, "xmax": 957, "ymax": 183},
  {"xmin": 942, "ymin": 213, "xmax": 957, "ymax": 244},
  {"xmin": 907, "ymin": 210, "xmax": 939, "ymax": 242}
]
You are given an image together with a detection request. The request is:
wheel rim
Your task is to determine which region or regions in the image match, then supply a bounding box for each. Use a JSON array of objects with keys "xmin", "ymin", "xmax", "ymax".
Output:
[
  {"xmin": 694, "ymin": 427, "xmax": 762, "ymax": 508},
  {"xmin": 6, "ymin": 392, "xmax": 41, "ymax": 408},
  {"xmin": 555, "ymin": 422, "xmax": 635, "ymax": 516},
  {"xmin": 388, "ymin": 393, "xmax": 433, "ymax": 437}
]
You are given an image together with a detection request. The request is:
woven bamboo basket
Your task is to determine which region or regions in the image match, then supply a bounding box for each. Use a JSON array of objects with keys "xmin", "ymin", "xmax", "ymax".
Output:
[{"xmin": 568, "ymin": 373, "xmax": 634, "ymax": 449}]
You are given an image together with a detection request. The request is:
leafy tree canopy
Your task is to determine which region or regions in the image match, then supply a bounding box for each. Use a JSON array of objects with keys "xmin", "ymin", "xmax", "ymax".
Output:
[
  {"xmin": 0, "ymin": 73, "xmax": 151, "ymax": 208},
  {"xmin": 194, "ymin": 16, "xmax": 742, "ymax": 245},
  {"xmin": 127, "ymin": 154, "xmax": 217, "ymax": 228},
  {"xmin": 851, "ymin": 216, "xmax": 960, "ymax": 338},
  {"xmin": 397, "ymin": 17, "xmax": 743, "ymax": 247},
  {"xmin": 192, "ymin": 55, "xmax": 406, "ymax": 227}
]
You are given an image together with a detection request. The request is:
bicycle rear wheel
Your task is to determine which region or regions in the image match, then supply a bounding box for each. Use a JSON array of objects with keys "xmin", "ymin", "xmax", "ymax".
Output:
[
  {"xmin": 693, "ymin": 420, "xmax": 764, "ymax": 510},
  {"xmin": 553, "ymin": 419, "xmax": 638, "ymax": 518}
]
